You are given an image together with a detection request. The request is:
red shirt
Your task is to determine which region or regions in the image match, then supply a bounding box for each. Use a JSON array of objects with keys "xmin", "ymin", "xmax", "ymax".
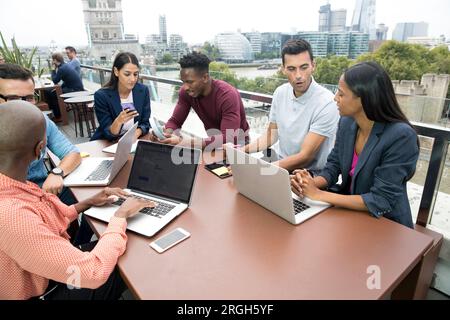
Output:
[{"xmin": 165, "ymin": 80, "xmax": 250, "ymax": 146}]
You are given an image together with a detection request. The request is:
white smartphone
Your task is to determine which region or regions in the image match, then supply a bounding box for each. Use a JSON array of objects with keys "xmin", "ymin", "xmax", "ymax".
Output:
[{"xmin": 149, "ymin": 228, "xmax": 190, "ymax": 253}]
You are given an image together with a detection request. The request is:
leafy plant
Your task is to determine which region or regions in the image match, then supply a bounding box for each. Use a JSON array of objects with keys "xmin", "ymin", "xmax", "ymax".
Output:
[{"xmin": 0, "ymin": 31, "xmax": 46, "ymax": 76}]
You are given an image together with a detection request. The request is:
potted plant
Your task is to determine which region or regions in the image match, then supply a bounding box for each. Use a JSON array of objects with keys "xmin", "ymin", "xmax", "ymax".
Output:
[{"xmin": 0, "ymin": 31, "xmax": 46, "ymax": 77}]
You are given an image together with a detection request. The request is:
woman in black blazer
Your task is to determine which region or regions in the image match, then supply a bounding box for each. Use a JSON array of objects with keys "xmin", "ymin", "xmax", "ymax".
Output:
[
  {"xmin": 291, "ymin": 62, "xmax": 419, "ymax": 228},
  {"xmin": 91, "ymin": 52, "xmax": 150, "ymax": 141}
]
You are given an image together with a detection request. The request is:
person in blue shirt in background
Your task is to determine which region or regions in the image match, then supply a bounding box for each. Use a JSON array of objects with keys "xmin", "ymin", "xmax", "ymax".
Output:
[
  {"xmin": 290, "ymin": 61, "xmax": 419, "ymax": 228},
  {"xmin": 65, "ymin": 46, "xmax": 81, "ymax": 76},
  {"xmin": 45, "ymin": 52, "xmax": 84, "ymax": 122},
  {"xmin": 91, "ymin": 52, "xmax": 150, "ymax": 141}
]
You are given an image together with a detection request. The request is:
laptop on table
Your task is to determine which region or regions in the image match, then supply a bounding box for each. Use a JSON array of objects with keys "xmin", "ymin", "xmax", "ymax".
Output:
[
  {"xmin": 225, "ymin": 145, "xmax": 331, "ymax": 225},
  {"xmin": 84, "ymin": 141, "xmax": 201, "ymax": 237},
  {"xmin": 64, "ymin": 123, "xmax": 138, "ymax": 187}
]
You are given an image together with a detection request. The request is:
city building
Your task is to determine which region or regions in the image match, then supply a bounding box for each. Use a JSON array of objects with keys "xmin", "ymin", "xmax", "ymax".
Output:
[
  {"xmin": 351, "ymin": 0, "xmax": 377, "ymax": 40},
  {"xmin": 261, "ymin": 32, "xmax": 282, "ymax": 56},
  {"xmin": 376, "ymin": 23, "xmax": 389, "ymax": 41},
  {"xmin": 319, "ymin": 3, "xmax": 347, "ymax": 33},
  {"xmin": 282, "ymin": 32, "xmax": 369, "ymax": 59},
  {"xmin": 243, "ymin": 32, "xmax": 262, "ymax": 55},
  {"xmin": 392, "ymin": 22, "xmax": 429, "ymax": 42},
  {"xmin": 407, "ymin": 35, "xmax": 446, "ymax": 49},
  {"xmin": 81, "ymin": 0, "xmax": 140, "ymax": 60},
  {"xmin": 159, "ymin": 15, "xmax": 168, "ymax": 45},
  {"xmin": 169, "ymin": 34, "xmax": 188, "ymax": 61},
  {"xmin": 214, "ymin": 33, "xmax": 254, "ymax": 63}
]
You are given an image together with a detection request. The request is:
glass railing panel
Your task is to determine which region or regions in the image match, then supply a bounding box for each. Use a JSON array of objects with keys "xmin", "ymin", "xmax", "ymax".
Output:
[{"xmin": 430, "ymin": 143, "xmax": 450, "ymax": 234}]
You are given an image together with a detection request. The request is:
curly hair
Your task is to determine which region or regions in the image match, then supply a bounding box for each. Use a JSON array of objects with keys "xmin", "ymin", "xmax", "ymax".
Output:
[{"xmin": 179, "ymin": 52, "xmax": 211, "ymax": 74}]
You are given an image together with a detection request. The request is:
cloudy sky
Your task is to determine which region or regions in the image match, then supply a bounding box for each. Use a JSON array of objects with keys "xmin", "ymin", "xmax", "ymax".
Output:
[{"xmin": 0, "ymin": 0, "xmax": 448, "ymax": 47}]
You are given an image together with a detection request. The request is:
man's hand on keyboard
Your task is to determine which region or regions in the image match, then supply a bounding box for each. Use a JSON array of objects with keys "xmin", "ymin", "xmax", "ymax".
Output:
[
  {"xmin": 88, "ymin": 188, "xmax": 132, "ymax": 207},
  {"xmin": 114, "ymin": 197, "xmax": 157, "ymax": 219}
]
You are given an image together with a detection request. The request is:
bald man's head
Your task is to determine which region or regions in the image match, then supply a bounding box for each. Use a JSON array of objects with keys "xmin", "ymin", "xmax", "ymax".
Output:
[{"xmin": 0, "ymin": 101, "xmax": 46, "ymax": 157}]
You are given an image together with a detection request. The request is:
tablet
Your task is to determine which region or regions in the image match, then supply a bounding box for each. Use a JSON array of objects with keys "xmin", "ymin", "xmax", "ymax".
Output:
[{"xmin": 150, "ymin": 117, "xmax": 165, "ymax": 140}]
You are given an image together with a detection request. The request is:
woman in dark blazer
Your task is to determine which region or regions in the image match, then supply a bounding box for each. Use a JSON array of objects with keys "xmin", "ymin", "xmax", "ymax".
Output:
[
  {"xmin": 291, "ymin": 61, "xmax": 419, "ymax": 228},
  {"xmin": 91, "ymin": 52, "xmax": 150, "ymax": 141}
]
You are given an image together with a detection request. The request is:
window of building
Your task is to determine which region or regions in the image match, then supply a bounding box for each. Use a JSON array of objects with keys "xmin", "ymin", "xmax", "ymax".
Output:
[
  {"xmin": 95, "ymin": 33, "xmax": 99, "ymax": 39},
  {"xmin": 107, "ymin": 0, "xmax": 116, "ymax": 8},
  {"xmin": 88, "ymin": 0, "xmax": 96, "ymax": 8},
  {"xmin": 103, "ymin": 30, "xmax": 109, "ymax": 39}
]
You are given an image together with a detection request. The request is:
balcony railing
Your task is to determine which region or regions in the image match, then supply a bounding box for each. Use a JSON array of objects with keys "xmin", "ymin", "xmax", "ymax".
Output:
[{"xmin": 79, "ymin": 64, "xmax": 450, "ymax": 233}]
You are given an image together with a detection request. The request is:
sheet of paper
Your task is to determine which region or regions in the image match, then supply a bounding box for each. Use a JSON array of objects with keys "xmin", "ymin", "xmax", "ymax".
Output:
[{"xmin": 212, "ymin": 166, "xmax": 230, "ymax": 177}]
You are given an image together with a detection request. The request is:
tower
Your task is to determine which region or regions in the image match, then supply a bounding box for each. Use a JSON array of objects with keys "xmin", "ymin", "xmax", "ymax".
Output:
[
  {"xmin": 351, "ymin": 0, "xmax": 377, "ymax": 40},
  {"xmin": 159, "ymin": 15, "xmax": 168, "ymax": 45}
]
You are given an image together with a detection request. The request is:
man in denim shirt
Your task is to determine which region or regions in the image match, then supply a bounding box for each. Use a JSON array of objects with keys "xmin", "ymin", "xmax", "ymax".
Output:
[{"xmin": 0, "ymin": 64, "xmax": 81, "ymax": 201}]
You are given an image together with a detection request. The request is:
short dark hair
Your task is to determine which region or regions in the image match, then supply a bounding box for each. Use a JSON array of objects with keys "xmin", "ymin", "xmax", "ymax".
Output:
[
  {"xmin": 0, "ymin": 63, "xmax": 34, "ymax": 83},
  {"xmin": 104, "ymin": 52, "xmax": 140, "ymax": 90},
  {"xmin": 65, "ymin": 46, "xmax": 77, "ymax": 54},
  {"xmin": 179, "ymin": 52, "xmax": 211, "ymax": 74},
  {"xmin": 52, "ymin": 53, "xmax": 65, "ymax": 64},
  {"xmin": 281, "ymin": 39, "xmax": 314, "ymax": 65}
]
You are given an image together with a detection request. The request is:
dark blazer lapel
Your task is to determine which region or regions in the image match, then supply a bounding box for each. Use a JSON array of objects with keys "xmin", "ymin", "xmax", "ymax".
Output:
[
  {"xmin": 132, "ymin": 84, "xmax": 144, "ymax": 113},
  {"xmin": 352, "ymin": 122, "xmax": 386, "ymax": 187},
  {"xmin": 108, "ymin": 89, "xmax": 123, "ymax": 117},
  {"xmin": 341, "ymin": 120, "xmax": 358, "ymax": 188}
]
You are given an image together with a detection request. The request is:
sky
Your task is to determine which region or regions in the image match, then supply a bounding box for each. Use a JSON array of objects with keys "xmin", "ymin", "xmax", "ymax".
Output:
[{"xmin": 0, "ymin": 0, "xmax": 449, "ymax": 47}]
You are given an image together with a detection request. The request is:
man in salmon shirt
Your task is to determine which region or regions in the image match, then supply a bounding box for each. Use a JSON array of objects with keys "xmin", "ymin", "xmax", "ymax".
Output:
[{"xmin": 0, "ymin": 101, "xmax": 155, "ymax": 300}]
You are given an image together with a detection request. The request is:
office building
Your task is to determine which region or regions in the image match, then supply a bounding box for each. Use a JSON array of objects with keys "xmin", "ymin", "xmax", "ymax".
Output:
[
  {"xmin": 282, "ymin": 32, "xmax": 369, "ymax": 59},
  {"xmin": 81, "ymin": 0, "xmax": 140, "ymax": 60},
  {"xmin": 319, "ymin": 4, "xmax": 347, "ymax": 33},
  {"xmin": 407, "ymin": 35, "xmax": 446, "ymax": 49},
  {"xmin": 376, "ymin": 23, "xmax": 389, "ymax": 41},
  {"xmin": 159, "ymin": 15, "xmax": 168, "ymax": 45},
  {"xmin": 261, "ymin": 32, "xmax": 282, "ymax": 55},
  {"xmin": 243, "ymin": 32, "xmax": 262, "ymax": 55},
  {"xmin": 215, "ymin": 33, "xmax": 254, "ymax": 63},
  {"xmin": 351, "ymin": 0, "xmax": 377, "ymax": 40},
  {"xmin": 169, "ymin": 34, "xmax": 188, "ymax": 61},
  {"xmin": 393, "ymin": 22, "xmax": 429, "ymax": 42}
]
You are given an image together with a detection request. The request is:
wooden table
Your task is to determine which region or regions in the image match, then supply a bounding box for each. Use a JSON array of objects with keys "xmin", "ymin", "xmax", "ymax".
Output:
[{"xmin": 68, "ymin": 140, "xmax": 434, "ymax": 300}]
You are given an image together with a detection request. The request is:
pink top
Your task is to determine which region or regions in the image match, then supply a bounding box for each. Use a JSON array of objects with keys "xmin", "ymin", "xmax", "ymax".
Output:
[
  {"xmin": 348, "ymin": 150, "xmax": 359, "ymax": 192},
  {"xmin": 0, "ymin": 172, "xmax": 128, "ymax": 300}
]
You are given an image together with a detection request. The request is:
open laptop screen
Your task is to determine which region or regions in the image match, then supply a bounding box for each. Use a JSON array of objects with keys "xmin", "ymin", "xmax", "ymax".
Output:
[{"xmin": 128, "ymin": 141, "xmax": 200, "ymax": 204}]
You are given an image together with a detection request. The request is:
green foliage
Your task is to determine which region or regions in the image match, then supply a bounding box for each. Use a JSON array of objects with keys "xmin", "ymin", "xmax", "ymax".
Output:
[
  {"xmin": 160, "ymin": 53, "xmax": 174, "ymax": 64},
  {"xmin": 314, "ymin": 55, "xmax": 352, "ymax": 85},
  {"xmin": 0, "ymin": 31, "xmax": 45, "ymax": 76},
  {"xmin": 201, "ymin": 42, "xmax": 220, "ymax": 61},
  {"xmin": 357, "ymin": 41, "xmax": 431, "ymax": 81}
]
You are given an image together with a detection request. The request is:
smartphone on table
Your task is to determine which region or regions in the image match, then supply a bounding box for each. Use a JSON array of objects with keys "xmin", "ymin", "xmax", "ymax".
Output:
[
  {"xmin": 149, "ymin": 228, "xmax": 191, "ymax": 253},
  {"xmin": 205, "ymin": 160, "xmax": 232, "ymax": 179}
]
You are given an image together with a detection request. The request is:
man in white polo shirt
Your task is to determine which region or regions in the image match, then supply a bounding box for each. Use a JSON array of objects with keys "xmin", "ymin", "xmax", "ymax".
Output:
[{"xmin": 242, "ymin": 39, "xmax": 339, "ymax": 174}]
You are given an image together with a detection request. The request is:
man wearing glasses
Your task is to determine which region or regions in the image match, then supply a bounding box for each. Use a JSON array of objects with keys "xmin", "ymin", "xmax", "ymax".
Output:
[{"xmin": 0, "ymin": 63, "xmax": 81, "ymax": 203}]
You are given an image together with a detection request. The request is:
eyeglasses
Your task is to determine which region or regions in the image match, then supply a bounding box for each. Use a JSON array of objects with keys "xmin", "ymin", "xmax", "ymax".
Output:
[{"xmin": 0, "ymin": 93, "xmax": 37, "ymax": 103}]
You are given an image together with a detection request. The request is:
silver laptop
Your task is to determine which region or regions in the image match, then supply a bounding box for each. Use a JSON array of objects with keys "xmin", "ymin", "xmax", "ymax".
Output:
[
  {"xmin": 64, "ymin": 123, "xmax": 138, "ymax": 187},
  {"xmin": 84, "ymin": 141, "xmax": 201, "ymax": 237},
  {"xmin": 225, "ymin": 145, "xmax": 331, "ymax": 225}
]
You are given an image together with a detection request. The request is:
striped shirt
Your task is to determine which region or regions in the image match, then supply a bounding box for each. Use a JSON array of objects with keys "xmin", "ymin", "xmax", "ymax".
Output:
[{"xmin": 0, "ymin": 172, "xmax": 128, "ymax": 300}]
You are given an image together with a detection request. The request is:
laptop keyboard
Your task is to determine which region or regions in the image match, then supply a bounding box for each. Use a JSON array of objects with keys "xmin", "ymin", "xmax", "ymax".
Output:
[
  {"xmin": 293, "ymin": 198, "xmax": 310, "ymax": 215},
  {"xmin": 85, "ymin": 160, "xmax": 113, "ymax": 181},
  {"xmin": 112, "ymin": 196, "xmax": 176, "ymax": 219}
]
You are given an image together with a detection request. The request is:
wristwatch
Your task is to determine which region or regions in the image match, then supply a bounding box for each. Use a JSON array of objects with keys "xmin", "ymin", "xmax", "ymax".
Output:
[{"xmin": 51, "ymin": 167, "xmax": 64, "ymax": 177}]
